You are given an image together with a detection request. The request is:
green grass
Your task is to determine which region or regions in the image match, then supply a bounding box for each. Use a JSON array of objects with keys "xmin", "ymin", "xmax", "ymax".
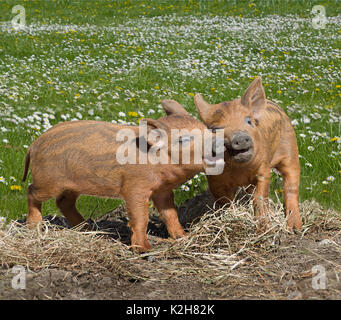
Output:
[{"xmin": 0, "ymin": 0, "xmax": 340, "ymax": 222}]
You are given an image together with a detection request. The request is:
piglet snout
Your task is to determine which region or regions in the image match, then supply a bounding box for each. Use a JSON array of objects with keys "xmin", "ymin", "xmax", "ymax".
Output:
[{"xmin": 231, "ymin": 131, "xmax": 253, "ymax": 151}]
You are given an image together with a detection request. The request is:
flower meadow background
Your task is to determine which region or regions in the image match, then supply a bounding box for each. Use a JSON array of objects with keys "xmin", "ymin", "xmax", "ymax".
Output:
[{"xmin": 0, "ymin": 0, "xmax": 340, "ymax": 222}]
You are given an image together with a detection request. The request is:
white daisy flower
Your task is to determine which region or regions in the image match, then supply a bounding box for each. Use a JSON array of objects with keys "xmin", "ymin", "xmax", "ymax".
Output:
[{"xmin": 76, "ymin": 112, "xmax": 82, "ymax": 119}]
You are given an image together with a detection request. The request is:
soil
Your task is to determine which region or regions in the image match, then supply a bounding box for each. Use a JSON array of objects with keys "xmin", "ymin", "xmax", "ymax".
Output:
[{"xmin": 0, "ymin": 192, "xmax": 340, "ymax": 300}]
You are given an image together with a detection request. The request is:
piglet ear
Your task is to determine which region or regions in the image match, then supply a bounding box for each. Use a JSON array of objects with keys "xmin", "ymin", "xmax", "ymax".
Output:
[
  {"xmin": 241, "ymin": 77, "xmax": 266, "ymax": 113},
  {"xmin": 143, "ymin": 118, "xmax": 167, "ymax": 132},
  {"xmin": 161, "ymin": 99, "xmax": 189, "ymax": 116},
  {"xmin": 194, "ymin": 93, "xmax": 216, "ymax": 124}
]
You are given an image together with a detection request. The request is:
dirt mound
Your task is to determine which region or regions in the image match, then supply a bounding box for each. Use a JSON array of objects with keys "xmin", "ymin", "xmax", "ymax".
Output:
[{"xmin": 0, "ymin": 192, "xmax": 340, "ymax": 300}]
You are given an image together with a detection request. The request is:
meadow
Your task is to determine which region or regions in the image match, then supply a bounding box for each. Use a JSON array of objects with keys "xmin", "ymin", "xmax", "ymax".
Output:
[{"xmin": 0, "ymin": 0, "xmax": 340, "ymax": 223}]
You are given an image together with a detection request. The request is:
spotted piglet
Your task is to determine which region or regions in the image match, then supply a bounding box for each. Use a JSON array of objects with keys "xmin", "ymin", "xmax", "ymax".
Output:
[{"xmin": 194, "ymin": 77, "xmax": 302, "ymax": 231}]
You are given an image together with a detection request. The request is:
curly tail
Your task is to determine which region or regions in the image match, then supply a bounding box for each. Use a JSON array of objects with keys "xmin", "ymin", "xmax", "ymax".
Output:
[{"xmin": 22, "ymin": 149, "xmax": 31, "ymax": 183}]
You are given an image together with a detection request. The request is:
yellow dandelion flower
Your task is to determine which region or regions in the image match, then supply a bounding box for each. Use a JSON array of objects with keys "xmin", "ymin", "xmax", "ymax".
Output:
[
  {"xmin": 128, "ymin": 111, "xmax": 138, "ymax": 117},
  {"xmin": 10, "ymin": 185, "xmax": 22, "ymax": 191}
]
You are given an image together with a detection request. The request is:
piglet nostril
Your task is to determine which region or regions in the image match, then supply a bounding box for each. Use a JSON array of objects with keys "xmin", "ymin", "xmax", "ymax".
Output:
[{"xmin": 231, "ymin": 132, "xmax": 252, "ymax": 150}]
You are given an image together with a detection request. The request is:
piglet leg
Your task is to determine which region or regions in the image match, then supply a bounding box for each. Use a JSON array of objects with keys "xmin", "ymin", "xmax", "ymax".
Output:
[
  {"xmin": 125, "ymin": 194, "xmax": 152, "ymax": 252},
  {"xmin": 26, "ymin": 184, "xmax": 43, "ymax": 228},
  {"xmin": 56, "ymin": 191, "xmax": 87, "ymax": 228},
  {"xmin": 281, "ymin": 168, "xmax": 302, "ymax": 230},
  {"xmin": 152, "ymin": 191, "xmax": 186, "ymax": 239},
  {"xmin": 253, "ymin": 170, "xmax": 271, "ymax": 231}
]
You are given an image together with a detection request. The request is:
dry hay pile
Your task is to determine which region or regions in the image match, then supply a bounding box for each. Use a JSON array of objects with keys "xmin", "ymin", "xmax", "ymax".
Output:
[{"xmin": 0, "ymin": 196, "xmax": 340, "ymax": 283}]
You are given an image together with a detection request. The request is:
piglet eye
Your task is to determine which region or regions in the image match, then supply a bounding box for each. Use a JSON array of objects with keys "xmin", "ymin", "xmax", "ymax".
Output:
[
  {"xmin": 178, "ymin": 135, "xmax": 193, "ymax": 144},
  {"xmin": 245, "ymin": 117, "xmax": 253, "ymax": 127}
]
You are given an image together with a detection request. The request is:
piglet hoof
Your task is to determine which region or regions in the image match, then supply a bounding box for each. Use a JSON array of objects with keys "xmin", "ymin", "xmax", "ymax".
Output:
[
  {"xmin": 169, "ymin": 228, "xmax": 187, "ymax": 240},
  {"xmin": 26, "ymin": 214, "xmax": 43, "ymax": 230},
  {"xmin": 286, "ymin": 218, "xmax": 303, "ymax": 232},
  {"xmin": 286, "ymin": 210, "xmax": 303, "ymax": 232},
  {"xmin": 131, "ymin": 239, "xmax": 152, "ymax": 253},
  {"xmin": 26, "ymin": 220, "xmax": 42, "ymax": 230},
  {"xmin": 294, "ymin": 220, "xmax": 303, "ymax": 231}
]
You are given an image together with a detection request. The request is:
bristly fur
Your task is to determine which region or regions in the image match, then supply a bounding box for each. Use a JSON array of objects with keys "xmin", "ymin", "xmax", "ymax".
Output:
[
  {"xmin": 22, "ymin": 101, "xmax": 209, "ymax": 252},
  {"xmin": 194, "ymin": 77, "xmax": 302, "ymax": 231}
]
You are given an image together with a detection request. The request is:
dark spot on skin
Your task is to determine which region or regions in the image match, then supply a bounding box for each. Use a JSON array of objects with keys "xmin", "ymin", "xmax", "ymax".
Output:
[
  {"xmin": 267, "ymin": 101, "xmax": 285, "ymax": 113},
  {"xmin": 37, "ymin": 129, "xmax": 116, "ymax": 156},
  {"xmin": 266, "ymin": 106, "xmax": 283, "ymax": 116},
  {"xmin": 254, "ymin": 119, "xmax": 259, "ymax": 126},
  {"xmin": 267, "ymin": 100, "xmax": 280, "ymax": 107},
  {"xmin": 213, "ymin": 109, "xmax": 224, "ymax": 118},
  {"xmin": 263, "ymin": 119, "xmax": 282, "ymax": 140},
  {"xmin": 208, "ymin": 125, "xmax": 224, "ymax": 133}
]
